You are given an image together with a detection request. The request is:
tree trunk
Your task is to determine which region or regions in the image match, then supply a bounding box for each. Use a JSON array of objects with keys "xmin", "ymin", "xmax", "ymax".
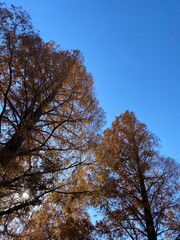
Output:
[{"xmin": 136, "ymin": 157, "xmax": 157, "ymax": 240}]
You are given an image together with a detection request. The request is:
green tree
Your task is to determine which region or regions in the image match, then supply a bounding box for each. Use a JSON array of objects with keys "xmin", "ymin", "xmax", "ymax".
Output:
[
  {"xmin": 94, "ymin": 111, "xmax": 180, "ymax": 240},
  {"xmin": 0, "ymin": 4, "xmax": 104, "ymax": 238}
]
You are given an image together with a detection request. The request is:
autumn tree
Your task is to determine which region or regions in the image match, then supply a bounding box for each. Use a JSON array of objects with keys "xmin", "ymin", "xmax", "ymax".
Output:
[
  {"xmin": 18, "ymin": 193, "xmax": 94, "ymax": 240},
  {"xmin": 0, "ymin": 4, "xmax": 104, "ymax": 237},
  {"xmin": 15, "ymin": 163, "xmax": 98, "ymax": 240},
  {"xmin": 94, "ymin": 111, "xmax": 180, "ymax": 240}
]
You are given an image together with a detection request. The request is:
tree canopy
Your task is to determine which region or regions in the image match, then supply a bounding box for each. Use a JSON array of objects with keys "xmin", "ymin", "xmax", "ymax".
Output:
[
  {"xmin": 0, "ymin": 3, "xmax": 104, "ymax": 237},
  {"xmin": 94, "ymin": 111, "xmax": 180, "ymax": 240}
]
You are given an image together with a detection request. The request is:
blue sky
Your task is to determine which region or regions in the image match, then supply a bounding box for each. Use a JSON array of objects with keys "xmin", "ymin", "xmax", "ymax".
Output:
[{"xmin": 5, "ymin": 0, "xmax": 180, "ymax": 161}]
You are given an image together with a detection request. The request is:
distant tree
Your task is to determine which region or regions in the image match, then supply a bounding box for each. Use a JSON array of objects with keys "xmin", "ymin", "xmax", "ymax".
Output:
[
  {"xmin": 0, "ymin": 4, "xmax": 104, "ymax": 237},
  {"xmin": 18, "ymin": 193, "xmax": 94, "ymax": 240},
  {"xmin": 94, "ymin": 111, "xmax": 180, "ymax": 240}
]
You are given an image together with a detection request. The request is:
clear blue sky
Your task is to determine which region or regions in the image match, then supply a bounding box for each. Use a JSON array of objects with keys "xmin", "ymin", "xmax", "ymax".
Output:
[{"xmin": 4, "ymin": 0, "xmax": 180, "ymax": 161}]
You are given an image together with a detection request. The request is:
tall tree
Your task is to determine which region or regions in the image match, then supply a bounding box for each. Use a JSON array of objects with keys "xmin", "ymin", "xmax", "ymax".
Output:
[
  {"xmin": 0, "ymin": 4, "xmax": 104, "ymax": 237},
  {"xmin": 94, "ymin": 111, "xmax": 180, "ymax": 240}
]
